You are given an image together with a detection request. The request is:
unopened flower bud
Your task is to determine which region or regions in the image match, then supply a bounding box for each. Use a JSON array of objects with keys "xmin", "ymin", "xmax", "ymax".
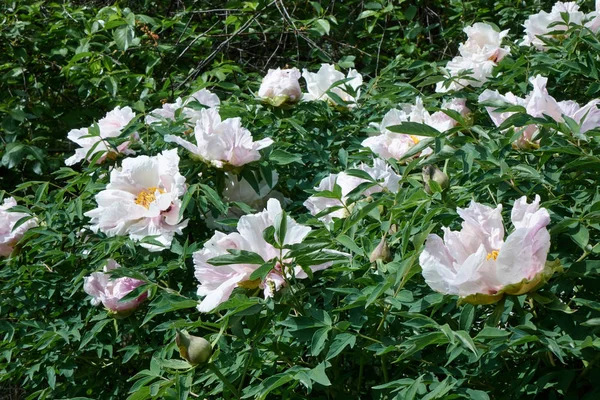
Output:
[
  {"xmin": 422, "ymin": 165, "xmax": 449, "ymax": 194},
  {"xmin": 175, "ymin": 330, "xmax": 212, "ymax": 365},
  {"xmin": 369, "ymin": 237, "xmax": 391, "ymax": 263}
]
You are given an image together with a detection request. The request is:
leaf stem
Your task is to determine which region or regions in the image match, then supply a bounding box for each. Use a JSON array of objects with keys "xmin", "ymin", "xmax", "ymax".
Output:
[{"xmin": 207, "ymin": 363, "xmax": 241, "ymax": 400}]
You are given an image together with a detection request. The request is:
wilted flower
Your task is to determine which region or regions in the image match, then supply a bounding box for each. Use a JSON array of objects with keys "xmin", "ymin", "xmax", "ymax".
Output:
[
  {"xmin": 164, "ymin": 108, "xmax": 273, "ymax": 168},
  {"xmin": 419, "ymin": 196, "xmax": 554, "ymax": 304},
  {"xmin": 362, "ymin": 97, "xmax": 467, "ymax": 160},
  {"xmin": 302, "ymin": 64, "xmax": 363, "ymax": 106},
  {"xmin": 0, "ymin": 197, "xmax": 38, "ymax": 257},
  {"xmin": 258, "ymin": 67, "xmax": 302, "ymax": 106},
  {"xmin": 479, "ymin": 75, "xmax": 600, "ymax": 148},
  {"xmin": 145, "ymin": 89, "xmax": 220, "ymax": 125},
  {"xmin": 436, "ymin": 23, "xmax": 510, "ymax": 93},
  {"xmin": 84, "ymin": 149, "xmax": 188, "ymax": 251},
  {"xmin": 304, "ymin": 158, "xmax": 401, "ymax": 223},
  {"xmin": 65, "ymin": 106, "xmax": 137, "ymax": 166},
  {"xmin": 83, "ymin": 259, "xmax": 148, "ymax": 315},
  {"xmin": 521, "ymin": 2, "xmax": 585, "ymax": 50},
  {"xmin": 175, "ymin": 330, "xmax": 212, "ymax": 365},
  {"xmin": 369, "ymin": 237, "xmax": 391, "ymax": 263},
  {"xmin": 194, "ymin": 198, "xmax": 335, "ymax": 312}
]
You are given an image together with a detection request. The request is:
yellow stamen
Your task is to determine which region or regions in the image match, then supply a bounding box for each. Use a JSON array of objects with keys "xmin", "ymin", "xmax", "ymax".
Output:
[
  {"xmin": 410, "ymin": 135, "xmax": 421, "ymax": 144},
  {"xmin": 238, "ymin": 279, "xmax": 261, "ymax": 289},
  {"xmin": 486, "ymin": 250, "xmax": 499, "ymax": 261},
  {"xmin": 135, "ymin": 187, "xmax": 165, "ymax": 209}
]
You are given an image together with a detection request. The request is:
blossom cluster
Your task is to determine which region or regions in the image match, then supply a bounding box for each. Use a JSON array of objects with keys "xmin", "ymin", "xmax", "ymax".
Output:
[{"xmin": 8, "ymin": 1, "xmax": 599, "ymax": 317}]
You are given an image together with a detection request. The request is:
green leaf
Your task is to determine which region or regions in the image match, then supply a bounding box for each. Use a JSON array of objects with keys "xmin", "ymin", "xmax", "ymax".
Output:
[
  {"xmin": 248, "ymin": 263, "xmax": 274, "ymax": 281},
  {"xmin": 326, "ymin": 333, "xmax": 356, "ymax": 360},
  {"xmin": 207, "ymin": 249, "xmax": 266, "ymax": 266},
  {"xmin": 311, "ymin": 327, "xmax": 330, "ymax": 357},
  {"xmin": 308, "ymin": 362, "xmax": 331, "ymax": 386},
  {"xmin": 274, "ymin": 210, "xmax": 287, "ymax": 246},
  {"xmin": 79, "ymin": 319, "xmax": 111, "ymax": 350},
  {"xmin": 270, "ymin": 149, "xmax": 304, "ymax": 165},
  {"xmin": 335, "ymin": 234, "xmax": 364, "ymax": 256},
  {"xmin": 313, "ymin": 19, "xmax": 331, "ymax": 35},
  {"xmin": 386, "ymin": 122, "xmax": 441, "ymax": 137},
  {"xmin": 114, "ymin": 26, "xmax": 135, "ymax": 51}
]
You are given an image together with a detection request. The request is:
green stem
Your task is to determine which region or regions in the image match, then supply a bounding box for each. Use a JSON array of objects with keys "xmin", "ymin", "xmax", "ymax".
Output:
[{"xmin": 208, "ymin": 363, "xmax": 241, "ymax": 400}]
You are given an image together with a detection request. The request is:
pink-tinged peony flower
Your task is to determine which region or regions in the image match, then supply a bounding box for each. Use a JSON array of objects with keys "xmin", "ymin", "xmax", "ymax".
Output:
[
  {"xmin": 558, "ymin": 99, "xmax": 600, "ymax": 133},
  {"xmin": 586, "ymin": 0, "xmax": 600, "ymax": 33},
  {"xmin": 0, "ymin": 197, "xmax": 38, "ymax": 257},
  {"xmin": 479, "ymin": 75, "xmax": 600, "ymax": 147},
  {"xmin": 258, "ymin": 68, "xmax": 302, "ymax": 105},
  {"xmin": 302, "ymin": 64, "xmax": 363, "ymax": 106},
  {"xmin": 521, "ymin": 2, "xmax": 585, "ymax": 50},
  {"xmin": 84, "ymin": 149, "xmax": 188, "ymax": 252},
  {"xmin": 65, "ymin": 106, "xmax": 137, "ymax": 166},
  {"xmin": 194, "ymin": 199, "xmax": 338, "ymax": 312},
  {"xmin": 83, "ymin": 259, "xmax": 148, "ymax": 315},
  {"xmin": 362, "ymin": 98, "xmax": 467, "ymax": 160},
  {"xmin": 436, "ymin": 23, "xmax": 510, "ymax": 93},
  {"xmin": 419, "ymin": 195, "xmax": 554, "ymax": 304},
  {"xmin": 164, "ymin": 108, "xmax": 273, "ymax": 168},
  {"xmin": 526, "ymin": 76, "xmax": 564, "ymax": 121},
  {"xmin": 145, "ymin": 89, "xmax": 220, "ymax": 125},
  {"xmin": 303, "ymin": 158, "xmax": 401, "ymax": 223},
  {"xmin": 478, "ymin": 88, "xmax": 538, "ymax": 148}
]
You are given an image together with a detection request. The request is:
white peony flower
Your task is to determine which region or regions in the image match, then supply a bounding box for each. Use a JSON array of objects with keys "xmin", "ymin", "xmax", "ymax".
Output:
[
  {"xmin": 521, "ymin": 2, "xmax": 585, "ymax": 50},
  {"xmin": 558, "ymin": 99, "xmax": 600, "ymax": 133},
  {"xmin": 436, "ymin": 23, "xmax": 510, "ymax": 93},
  {"xmin": 586, "ymin": 0, "xmax": 600, "ymax": 33},
  {"xmin": 164, "ymin": 108, "xmax": 273, "ymax": 168},
  {"xmin": 145, "ymin": 89, "xmax": 220, "ymax": 125},
  {"xmin": 362, "ymin": 97, "xmax": 467, "ymax": 160},
  {"xmin": 419, "ymin": 195, "xmax": 552, "ymax": 304},
  {"xmin": 479, "ymin": 75, "xmax": 600, "ymax": 147},
  {"xmin": 84, "ymin": 149, "xmax": 188, "ymax": 252},
  {"xmin": 65, "ymin": 106, "xmax": 137, "ymax": 166},
  {"xmin": 194, "ymin": 198, "xmax": 333, "ymax": 312},
  {"xmin": 479, "ymin": 87, "xmax": 538, "ymax": 148},
  {"xmin": 460, "ymin": 23, "xmax": 511, "ymax": 63},
  {"xmin": 303, "ymin": 158, "xmax": 401, "ymax": 223},
  {"xmin": 436, "ymin": 57, "xmax": 497, "ymax": 93},
  {"xmin": 302, "ymin": 64, "xmax": 363, "ymax": 106},
  {"xmin": 0, "ymin": 197, "xmax": 38, "ymax": 257},
  {"xmin": 258, "ymin": 67, "xmax": 302, "ymax": 105}
]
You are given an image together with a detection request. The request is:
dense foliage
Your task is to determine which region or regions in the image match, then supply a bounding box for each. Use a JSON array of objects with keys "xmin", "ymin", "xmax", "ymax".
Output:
[{"xmin": 2, "ymin": 1, "xmax": 600, "ymax": 399}]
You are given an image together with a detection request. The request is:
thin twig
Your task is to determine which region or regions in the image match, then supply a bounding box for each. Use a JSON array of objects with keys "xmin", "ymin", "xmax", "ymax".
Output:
[{"xmin": 176, "ymin": 1, "xmax": 277, "ymax": 90}]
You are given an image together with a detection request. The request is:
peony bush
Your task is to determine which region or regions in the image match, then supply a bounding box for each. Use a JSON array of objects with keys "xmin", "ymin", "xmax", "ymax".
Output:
[{"xmin": 2, "ymin": 1, "xmax": 600, "ymax": 399}]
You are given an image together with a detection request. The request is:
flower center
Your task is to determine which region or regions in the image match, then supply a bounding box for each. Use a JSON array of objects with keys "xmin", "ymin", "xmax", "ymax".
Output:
[
  {"xmin": 238, "ymin": 279, "xmax": 261, "ymax": 289},
  {"xmin": 135, "ymin": 187, "xmax": 165, "ymax": 209},
  {"xmin": 410, "ymin": 135, "xmax": 420, "ymax": 144},
  {"xmin": 486, "ymin": 250, "xmax": 499, "ymax": 261}
]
